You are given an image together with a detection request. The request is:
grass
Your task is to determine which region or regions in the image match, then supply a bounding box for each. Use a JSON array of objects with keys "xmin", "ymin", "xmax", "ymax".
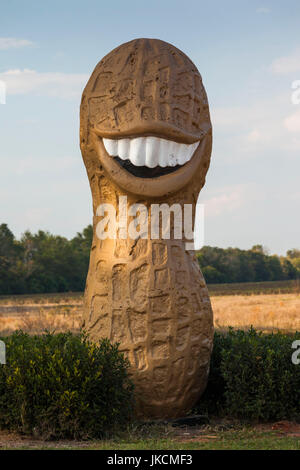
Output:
[
  {"xmin": 0, "ymin": 279, "xmax": 298, "ymax": 306},
  {"xmin": 0, "ymin": 291, "xmax": 83, "ymax": 306},
  {"xmin": 211, "ymin": 292, "xmax": 300, "ymax": 333},
  {"xmin": 0, "ymin": 281, "xmax": 299, "ymax": 450},
  {"xmin": 1, "ymin": 422, "xmax": 299, "ymax": 450},
  {"xmin": 0, "ymin": 293, "xmax": 83, "ymax": 336},
  {"xmin": 208, "ymin": 279, "xmax": 300, "ymax": 296},
  {"xmin": 1, "ymin": 285, "xmax": 300, "ymax": 335},
  {"xmin": 81, "ymin": 432, "xmax": 300, "ymax": 450},
  {"xmin": 0, "ymin": 308, "xmax": 82, "ymax": 336}
]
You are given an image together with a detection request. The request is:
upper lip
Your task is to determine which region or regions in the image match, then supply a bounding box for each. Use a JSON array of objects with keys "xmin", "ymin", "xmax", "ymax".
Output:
[{"xmin": 93, "ymin": 120, "xmax": 207, "ymax": 145}]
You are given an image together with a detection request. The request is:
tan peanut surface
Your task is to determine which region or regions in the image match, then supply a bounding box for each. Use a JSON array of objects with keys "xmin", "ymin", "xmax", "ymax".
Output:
[{"xmin": 79, "ymin": 38, "xmax": 214, "ymax": 419}]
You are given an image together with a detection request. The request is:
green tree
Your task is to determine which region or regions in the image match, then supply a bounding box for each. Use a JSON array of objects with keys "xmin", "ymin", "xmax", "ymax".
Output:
[
  {"xmin": 280, "ymin": 258, "xmax": 298, "ymax": 280},
  {"xmin": 0, "ymin": 224, "xmax": 24, "ymax": 294}
]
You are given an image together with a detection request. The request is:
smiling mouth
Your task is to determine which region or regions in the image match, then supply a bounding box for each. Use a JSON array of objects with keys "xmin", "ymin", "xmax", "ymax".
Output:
[{"xmin": 103, "ymin": 136, "xmax": 200, "ymax": 179}]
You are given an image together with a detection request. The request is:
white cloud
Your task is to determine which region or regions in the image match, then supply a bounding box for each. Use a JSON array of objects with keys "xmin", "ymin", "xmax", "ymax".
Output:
[
  {"xmin": 246, "ymin": 129, "xmax": 261, "ymax": 143},
  {"xmin": 0, "ymin": 69, "xmax": 88, "ymax": 99},
  {"xmin": 211, "ymin": 88, "xmax": 300, "ymax": 162},
  {"xmin": 284, "ymin": 110, "xmax": 300, "ymax": 133},
  {"xmin": 270, "ymin": 49, "xmax": 300, "ymax": 75},
  {"xmin": 210, "ymin": 50, "xmax": 300, "ymax": 163},
  {"xmin": 201, "ymin": 184, "xmax": 252, "ymax": 217},
  {"xmin": 0, "ymin": 37, "xmax": 34, "ymax": 50}
]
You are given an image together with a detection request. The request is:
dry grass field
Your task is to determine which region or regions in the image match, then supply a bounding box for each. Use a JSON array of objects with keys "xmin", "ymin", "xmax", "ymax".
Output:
[
  {"xmin": 0, "ymin": 293, "xmax": 83, "ymax": 336},
  {"xmin": 0, "ymin": 310, "xmax": 82, "ymax": 336},
  {"xmin": 0, "ymin": 280, "xmax": 299, "ymax": 336},
  {"xmin": 208, "ymin": 279, "xmax": 300, "ymax": 296},
  {"xmin": 212, "ymin": 293, "xmax": 300, "ymax": 333}
]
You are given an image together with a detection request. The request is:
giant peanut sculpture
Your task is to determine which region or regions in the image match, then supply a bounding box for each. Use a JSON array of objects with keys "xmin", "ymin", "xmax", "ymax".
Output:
[{"xmin": 80, "ymin": 38, "xmax": 213, "ymax": 419}]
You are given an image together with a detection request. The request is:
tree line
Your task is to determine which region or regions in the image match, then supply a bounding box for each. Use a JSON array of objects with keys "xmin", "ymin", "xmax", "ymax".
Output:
[
  {"xmin": 197, "ymin": 245, "xmax": 300, "ymax": 284},
  {"xmin": 0, "ymin": 223, "xmax": 92, "ymax": 295},
  {"xmin": 0, "ymin": 223, "xmax": 299, "ymax": 295}
]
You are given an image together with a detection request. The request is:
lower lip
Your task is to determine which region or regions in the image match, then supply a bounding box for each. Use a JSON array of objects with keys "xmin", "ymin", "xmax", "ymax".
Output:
[{"xmin": 92, "ymin": 133, "xmax": 209, "ymax": 198}]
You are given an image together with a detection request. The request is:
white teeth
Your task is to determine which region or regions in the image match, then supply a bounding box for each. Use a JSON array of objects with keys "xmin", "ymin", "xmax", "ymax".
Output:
[
  {"xmin": 158, "ymin": 139, "xmax": 168, "ymax": 167},
  {"xmin": 145, "ymin": 137, "xmax": 159, "ymax": 168},
  {"xmin": 117, "ymin": 138, "xmax": 129, "ymax": 160},
  {"xmin": 102, "ymin": 138, "xmax": 118, "ymax": 156},
  {"xmin": 103, "ymin": 137, "xmax": 199, "ymax": 169},
  {"xmin": 130, "ymin": 137, "xmax": 145, "ymax": 166}
]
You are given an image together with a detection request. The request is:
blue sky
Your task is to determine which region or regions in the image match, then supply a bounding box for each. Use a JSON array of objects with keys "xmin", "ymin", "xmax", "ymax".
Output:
[{"xmin": 1, "ymin": 0, "xmax": 300, "ymax": 254}]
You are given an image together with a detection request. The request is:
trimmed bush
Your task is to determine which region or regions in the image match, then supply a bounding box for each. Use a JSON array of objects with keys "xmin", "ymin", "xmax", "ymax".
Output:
[
  {"xmin": 1, "ymin": 328, "xmax": 299, "ymax": 437},
  {"xmin": 198, "ymin": 328, "xmax": 300, "ymax": 421},
  {"xmin": 0, "ymin": 331, "xmax": 134, "ymax": 439}
]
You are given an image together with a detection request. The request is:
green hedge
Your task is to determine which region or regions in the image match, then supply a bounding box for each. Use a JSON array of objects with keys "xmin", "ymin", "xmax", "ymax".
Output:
[
  {"xmin": 198, "ymin": 328, "xmax": 300, "ymax": 421},
  {"xmin": 1, "ymin": 328, "xmax": 299, "ymax": 438},
  {"xmin": 0, "ymin": 332, "xmax": 134, "ymax": 439}
]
